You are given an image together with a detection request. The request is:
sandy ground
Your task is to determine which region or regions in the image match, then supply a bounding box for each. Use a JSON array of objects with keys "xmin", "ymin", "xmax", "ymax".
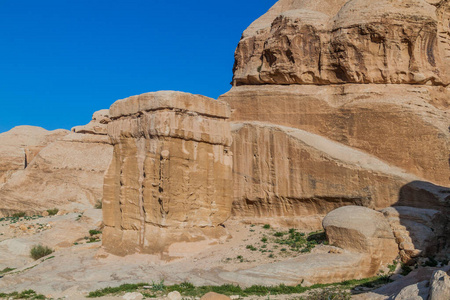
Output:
[{"xmin": 0, "ymin": 212, "xmax": 366, "ymax": 299}]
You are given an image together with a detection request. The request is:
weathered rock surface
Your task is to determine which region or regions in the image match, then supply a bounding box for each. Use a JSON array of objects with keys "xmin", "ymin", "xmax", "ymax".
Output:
[
  {"xmin": 429, "ymin": 269, "xmax": 450, "ymax": 300},
  {"xmin": 71, "ymin": 109, "xmax": 111, "ymax": 135},
  {"xmin": 354, "ymin": 265, "xmax": 450, "ymax": 300},
  {"xmin": 233, "ymin": 0, "xmax": 450, "ymax": 86},
  {"xmin": 323, "ymin": 206, "xmax": 399, "ymax": 274},
  {"xmin": 102, "ymin": 91, "xmax": 233, "ymax": 255},
  {"xmin": 0, "ymin": 126, "xmax": 69, "ymax": 184},
  {"xmin": 230, "ymin": 122, "xmax": 418, "ymax": 228},
  {"xmin": 382, "ymin": 206, "xmax": 448, "ymax": 262},
  {"xmin": 0, "ymin": 111, "xmax": 113, "ymax": 216},
  {"xmin": 220, "ymin": 85, "xmax": 450, "ymax": 186},
  {"xmin": 200, "ymin": 292, "xmax": 231, "ymax": 300}
]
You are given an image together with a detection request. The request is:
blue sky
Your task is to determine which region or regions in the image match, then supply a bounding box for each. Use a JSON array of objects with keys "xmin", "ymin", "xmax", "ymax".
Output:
[{"xmin": 0, "ymin": 0, "xmax": 276, "ymax": 133}]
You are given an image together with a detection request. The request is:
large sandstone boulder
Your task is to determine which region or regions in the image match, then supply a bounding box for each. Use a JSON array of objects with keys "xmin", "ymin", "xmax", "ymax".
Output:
[
  {"xmin": 323, "ymin": 206, "xmax": 399, "ymax": 274},
  {"xmin": 102, "ymin": 91, "xmax": 233, "ymax": 255},
  {"xmin": 0, "ymin": 126, "xmax": 69, "ymax": 184},
  {"xmin": 230, "ymin": 122, "xmax": 418, "ymax": 229},
  {"xmin": 0, "ymin": 111, "xmax": 113, "ymax": 216}
]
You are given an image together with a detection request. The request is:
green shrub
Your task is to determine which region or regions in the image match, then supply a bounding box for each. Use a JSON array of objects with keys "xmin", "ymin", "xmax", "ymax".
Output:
[
  {"xmin": 94, "ymin": 199, "xmax": 103, "ymax": 209},
  {"xmin": 46, "ymin": 208, "xmax": 59, "ymax": 216},
  {"xmin": 30, "ymin": 244, "xmax": 53, "ymax": 260},
  {"xmin": 263, "ymin": 224, "xmax": 270, "ymax": 229},
  {"xmin": 89, "ymin": 229, "xmax": 102, "ymax": 236},
  {"xmin": 12, "ymin": 212, "xmax": 26, "ymax": 218},
  {"xmin": 246, "ymin": 245, "xmax": 257, "ymax": 251}
]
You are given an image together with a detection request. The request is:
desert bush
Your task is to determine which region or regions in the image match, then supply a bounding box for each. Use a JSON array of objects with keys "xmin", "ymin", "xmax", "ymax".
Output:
[
  {"xmin": 12, "ymin": 212, "xmax": 26, "ymax": 218},
  {"xmin": 94, "ymin": 199, "xmax": 102, "ymax": 209},
  {"xmin": 30, "ymin": 244, "xmax": 53, "ymax": 260},
  {"xmin": 46, "ymin": 208, "xmax": 59, "ymax": 216}
]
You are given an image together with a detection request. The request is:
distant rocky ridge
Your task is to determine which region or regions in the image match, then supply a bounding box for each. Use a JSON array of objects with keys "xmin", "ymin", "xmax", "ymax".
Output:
[{"xmin": 0, "ymin": 111, "xmax": 113, "ymax": 216}]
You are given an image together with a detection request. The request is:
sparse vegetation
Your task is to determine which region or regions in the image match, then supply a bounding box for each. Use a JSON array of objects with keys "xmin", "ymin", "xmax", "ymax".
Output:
[
  {"xmin": 12, "ymin": 212, "xmax": 26, "ymax": 218},
  {"xmin": 0, "ymin": 289, "xmax": 46, "ymax": 299},
  {"xmin": 246, "ymin": 244, "xmax": 257, "ymax": 251},
  {"xmin": 86, "ymin": 276, "xmax": 391, "ymax": 298},
  {"xmin": 263, "ymin": 224, "xmax": 271, "ymax": 229},
  {"xmin": 94, "ymin": 199, "xmax": 103, "ymax": 209},
  {"xmin": 30, "ymin": 244, "xmax": 53, "ymax": 260},
  {"xmin": 89, "ymin": 229, "xmax": 102, "ymax": 236},
  {"xmin": 46, "ymin": 208, "xmax": 58, "ymax": 216},
  {"xmin": 400, "ymin": 263, "xmax": 412, "ymax": 276},
  {"xmin": 0, "ymin": 267, "xmax": 16, "ymax": 275}
]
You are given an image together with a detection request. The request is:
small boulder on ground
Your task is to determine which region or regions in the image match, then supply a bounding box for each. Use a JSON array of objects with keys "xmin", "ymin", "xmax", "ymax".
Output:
[{"xmin": 200, "ymin": 292, "xmax": 231, "ymax": 300}]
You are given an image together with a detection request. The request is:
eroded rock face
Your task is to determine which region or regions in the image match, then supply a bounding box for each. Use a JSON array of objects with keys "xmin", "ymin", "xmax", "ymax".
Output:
[
  {"xmin": 323, "ymin": 206, "xmax": 399, "ymax": 274},
  {"xmin": 102, "ymin": 91, "xmax": 233, "ymax": 255},
  {"xmin": 223, "ymin": 0, "xmax": 450, "ymax": 187},
  {"xmin": 0, "ymin": 126, "xmax": 69, "ymax": 184},
  {"xmin": 230, "ymin": 122, "xmax": 418, "ymax": 229},
  {"xmin": 71, "ymin": 109, "xmax": 111, "ymax": 135},
  {"xmin": 0, "ymin": 112, "xmax": 113, "ymax": 216},
  {"xmin": 220, "ymin": 85, "xmax": 450, "ymax": 186},
  {"xmin": 233, "ymin": 0, "xmax": 450, "ymax": 86},
  {"xmin": 382, "ymin": 206, "xmax": 448, "ymax": 262}
]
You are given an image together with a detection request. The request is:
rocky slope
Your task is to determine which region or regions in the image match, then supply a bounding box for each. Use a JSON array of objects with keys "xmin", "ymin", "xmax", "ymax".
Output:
[{"xmin": 0, "ymin": 111, "xmax": 113, "ymax": 216}]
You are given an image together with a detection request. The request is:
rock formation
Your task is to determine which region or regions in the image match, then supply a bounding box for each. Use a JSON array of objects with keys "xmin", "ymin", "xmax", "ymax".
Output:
[
  {"xmin": 0, "ymin": 126, "xmax": 69, "ymax": 184},
  {"xmin": 0, "ymin": 111, "xmax": 113, "ymax": 216},
  {"xmin": 222, "ymin": 0, "xmax": 450, "ymax": 185},
  {"xmin": 230, "ymin": 122, "xmax": 418, "ymax": 229},
  {"xmin": 102, "ymin": 91, "xmax": 233, "ymax": 255},
  {"xmin": 323, "ymin": 206, "xmax": 399, "ymax": 273}
]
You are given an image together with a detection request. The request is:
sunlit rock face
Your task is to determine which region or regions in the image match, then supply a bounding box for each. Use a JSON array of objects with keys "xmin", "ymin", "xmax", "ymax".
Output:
[
  {"xmin": 233, "ymin": 0, "xmax": 450, "ymax": 86},
  {"xmin": 102, "ymin": 91, "xmax": 233, "ymax": 255},
  {"xmin": 222, "ymin": 0, "xmax": 450, "ymax": 186}
]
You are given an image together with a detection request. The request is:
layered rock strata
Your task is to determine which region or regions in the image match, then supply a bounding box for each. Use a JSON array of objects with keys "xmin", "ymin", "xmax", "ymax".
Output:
[
  {"xmin": 230, "ymin": 122, "xmax": 418, "ymax": 229},
  {"xmin": 102, "ymin": 91, "xmax": 233, "ymax": 255},
  {"xmin": 223, "ymin": 0, "xmax": 450, "ymax": 186},
  {"xmin": 220, "ymin": 85, "xmax": 449, "ymax": 186}
]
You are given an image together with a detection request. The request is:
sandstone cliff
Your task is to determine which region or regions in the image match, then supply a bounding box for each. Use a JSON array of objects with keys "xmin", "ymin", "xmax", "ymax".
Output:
[{"xmin": 102, "ymin": 91, "xmax": 233, "ymax": 255}]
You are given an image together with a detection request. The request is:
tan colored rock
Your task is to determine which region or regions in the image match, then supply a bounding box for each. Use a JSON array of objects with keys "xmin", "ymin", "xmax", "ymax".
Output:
[
  {"xmin": 71, "ymin": 109, "xmax": 110, "ymax": 135},
  {"xmin": 0, "ymin": 126, "xmax": 69, "ymax": 184},
  {"xmin": 382, "ymin": 206, "xmax": 447, "ymax": 262},
  {"xmin": 200, "ymin": 292, "xmax": 231, "ymax": 300},
  {"xmin": 429, "ymin": 270, "xmax": 450, "ymax": 300},
  {"xmin": 220, "ymin": 85, "xmax": 450, "ymax": 186},
  {"xmin": 230, "ymin": 122, "xmax": 418, "ymax": 227},
  {"xmin": 102, "ymin": 91, "xmax": 233, "ymax": 255},
  {"xmin": 233, "ymin": 0, "xmax": 450, "ymax": 85},
  {"xmin": 0, "ymin": 132, "xmax": 113, "ymax": 216},
  {"xmin": 323, "ymin": 206, "xmax": 399, "ymax": 274}
]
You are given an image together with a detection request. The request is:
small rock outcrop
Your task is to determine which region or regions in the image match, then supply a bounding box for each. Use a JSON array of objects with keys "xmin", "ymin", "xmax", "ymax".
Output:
[{"xmin": 102, "ymin": 91, "xmax": 233, "ymax": 255}]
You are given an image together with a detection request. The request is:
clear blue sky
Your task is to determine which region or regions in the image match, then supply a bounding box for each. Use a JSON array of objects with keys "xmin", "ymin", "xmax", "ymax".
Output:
[{"xmin": 0, "ymin": 0, "xmax": 276, "ymax": 133}]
